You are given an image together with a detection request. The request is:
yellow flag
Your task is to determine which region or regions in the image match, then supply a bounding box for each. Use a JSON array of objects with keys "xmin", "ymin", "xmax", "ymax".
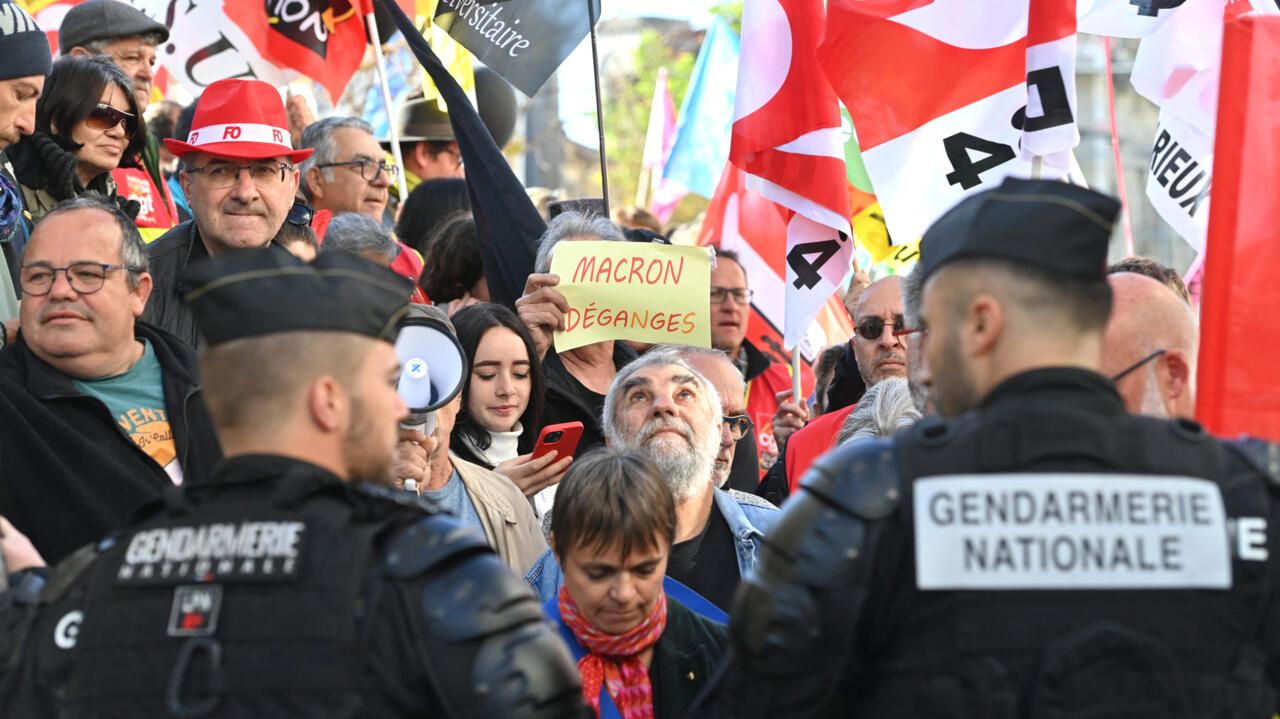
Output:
[
  {"xmin": 417, "ymin": 0, "xmax": 476, "ymax": 112},
  {"xmin": 853, "ymin": 201, "xmax": 920, "ymax": 271}
]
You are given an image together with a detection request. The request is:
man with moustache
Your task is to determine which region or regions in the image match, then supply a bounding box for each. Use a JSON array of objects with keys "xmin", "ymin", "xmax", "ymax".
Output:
[
  {"xmin": 0, "ymin": 247, "xmax": 589, "ymax": 718},
  {"xmin": 0, "ymin": 0, "xmax": 51, "ymax": 341},
  {"xmin": 0, "ymin": 196, "xmax": 221, "ymax": 565},
  {"xmin": 768, "ymin": 275, "xmax": 910, "ymax": 499},
  {"xmin": 678, "ymin": 346, "xmax": 760, "ymax": 492},
  {"xmin": 720, "ymin": 178, "xmax": 1280, "ymax": 717},
  {"xmin": 142, "ymin": 79, "xmax": 311, "ymax": 347},
  {"xmin": 527, "ymin": 350, "xmax": 778, "ymax": 612}
]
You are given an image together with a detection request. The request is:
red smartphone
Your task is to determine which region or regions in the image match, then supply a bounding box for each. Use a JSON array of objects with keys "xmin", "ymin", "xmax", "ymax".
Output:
[{"xmin": 531, "ymin": 421, "xmax": 584, "ymax": 462}]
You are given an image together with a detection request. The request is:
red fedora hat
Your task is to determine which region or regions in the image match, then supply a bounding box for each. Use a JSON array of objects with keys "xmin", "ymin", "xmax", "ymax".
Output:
[{"xmin": 164, "ymin": 79, "xmax": 314, "ymax": 163}]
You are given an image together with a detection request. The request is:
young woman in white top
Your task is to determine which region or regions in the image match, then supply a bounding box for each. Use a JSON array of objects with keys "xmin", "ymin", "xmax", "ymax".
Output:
[{"xmin": 449, "ymin": 303, "xmax": 571, "ymax": 518}]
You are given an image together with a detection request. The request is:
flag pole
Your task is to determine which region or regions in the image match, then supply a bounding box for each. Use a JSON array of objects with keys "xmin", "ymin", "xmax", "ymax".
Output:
[
  {"xmin": 366, "ymin": 9, "xmax": 410, "ymax": 201},
  {"xmin": 587, "ymin": 0, "xmax": 611, "ymax": 215},
  {"xmin": 792, "ymin": 344, "xmax": 802, "ymax": 413}
]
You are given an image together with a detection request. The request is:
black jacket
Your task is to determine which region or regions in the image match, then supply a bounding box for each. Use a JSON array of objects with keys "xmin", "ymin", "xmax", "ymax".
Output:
[
  {"xmin": 140, "ymin": 220, "xmax": 206, "ymax": 348},
  {"xmin": 541, "ymin": 342, "xmax": 637, "ymax": 454},
  {"xmin": 650, "ymin": 598, "xmax": 729, "ymax": 718},
  {"xmin": 0, "ymin": 322, "xmax": 222, "ymax": 564}
]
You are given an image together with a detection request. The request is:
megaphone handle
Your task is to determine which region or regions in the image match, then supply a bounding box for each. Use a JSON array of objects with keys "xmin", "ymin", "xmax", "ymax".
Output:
[{"xmin": 400, "ymin": 413, "xmax": 435, "ymax": 493}]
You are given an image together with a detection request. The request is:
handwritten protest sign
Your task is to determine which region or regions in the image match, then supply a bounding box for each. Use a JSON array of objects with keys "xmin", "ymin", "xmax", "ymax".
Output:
[{"xmin": 551, "ymin": 242, "xmax": 711, "ymax": 352}]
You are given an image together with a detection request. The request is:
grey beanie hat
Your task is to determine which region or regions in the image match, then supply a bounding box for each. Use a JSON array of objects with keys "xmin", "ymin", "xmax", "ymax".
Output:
[{"xmin": 0, "ymin": 0, "xmax": 52, "ymax": 82}]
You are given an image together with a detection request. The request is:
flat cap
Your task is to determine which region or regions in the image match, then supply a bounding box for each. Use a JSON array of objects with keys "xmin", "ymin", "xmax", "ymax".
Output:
[
  {"xmin": 919, "ymin": 178, "xmax": 1120, "ymax": 283},
  {"xmin": 59, "ymin": 0, "xmax": 169, "ymax": 54},
  {"xmin": 181, "ymin": 248, "xmax": 414, "ymax": 347}
]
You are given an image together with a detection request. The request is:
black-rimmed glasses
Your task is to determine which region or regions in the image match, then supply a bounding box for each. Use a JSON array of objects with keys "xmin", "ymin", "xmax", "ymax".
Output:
[
  {"xmin": 723, "ymin": 414, "xmax": 753, "ymax": 442},
  {"xmin": 318, "ymin": 158, "xmax": 399, "ymax": 182},
  {"xmin": 711, "ymin": 287, "xmax": 753, "ymax": 305},
  {"xmin": 19, "ymin": 262, "xmax": 126, "ymax": 296},
  {"xmin": 855, "ymin": 315, "xmax": 907, "ymax": 341},
  {"xmin": 1111, "ymin": 348, "xmax": 1167, "ymax": 382},
  {"xmin": 186, "ymin": 162, "xmax": 294, "ymax": 188}
]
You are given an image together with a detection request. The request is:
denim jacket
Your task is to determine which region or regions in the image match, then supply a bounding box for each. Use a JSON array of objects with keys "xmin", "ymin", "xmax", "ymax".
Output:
[{"xmin": 525, "ymin": 487, "xmax": 779, "ymax": 604}]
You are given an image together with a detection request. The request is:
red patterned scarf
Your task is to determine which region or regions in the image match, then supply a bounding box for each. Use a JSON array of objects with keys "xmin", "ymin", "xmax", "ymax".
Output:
[{"xmin": 558, "ymin": 584, "xmax": 668, "ymax": 719}]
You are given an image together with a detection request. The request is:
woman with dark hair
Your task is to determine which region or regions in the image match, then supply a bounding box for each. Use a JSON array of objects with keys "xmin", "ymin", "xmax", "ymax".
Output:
[
  {"xmin": 450, "ymin": 303, "xmax": 570, "ymax": 517},
  {"xmin": 420, "ymin": 212, "xmax": 489, "ymax": 315},
  {"xmin": 8, "ymin": 56, "xmax": 144, "ymax": 225},
  {"xmin": 395, "ymin": 176, "xmax": 470, "ymax": 256},
  {"xmin": 547, "ymin": 448, "xmax": 727, "ymax": 718}
]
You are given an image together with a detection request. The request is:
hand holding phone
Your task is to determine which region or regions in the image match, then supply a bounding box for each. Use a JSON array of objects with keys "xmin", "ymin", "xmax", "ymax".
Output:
[{"xmin": 532, "ymin": 421, "xmax": 585, "ymax": 462}]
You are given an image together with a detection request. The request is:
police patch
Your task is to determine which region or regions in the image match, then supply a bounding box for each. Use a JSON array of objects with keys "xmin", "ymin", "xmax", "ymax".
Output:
[
  {"xmin": 115, "ymin": 520, "xmax": 306, "ymax": 586},
  {"xmin": 914, "ymin": 474, "xmax": 1232, "ymax": 590},
  {"xmin": 168, "ymin": 585, "xmax": 222, "ymax": 637}
]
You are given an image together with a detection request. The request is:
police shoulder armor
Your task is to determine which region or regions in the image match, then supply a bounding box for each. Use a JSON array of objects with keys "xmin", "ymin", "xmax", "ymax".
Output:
[
  {"xmin": 722, "ymin": 439, "xmax": 898, "ymax": 716},
  {"xmin": 801, "ymin": 436, "xmax": 903, "ymax": 522},
  {"xmin": 1226, "ymin": 436, "xmax": 1280, "ymax": 488},
  {"xmin": 384, "ymin": 512, "xmax": 589, "ymax": 719}
]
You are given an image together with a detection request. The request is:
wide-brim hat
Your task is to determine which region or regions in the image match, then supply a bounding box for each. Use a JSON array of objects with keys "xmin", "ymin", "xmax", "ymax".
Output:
[
  {"xmin": 382, "ymin": 97, "xmax": 455, "ymax": 147},
  {"xmin": 164, "ymin": 79, "xmax": 313, "ymax": 163}
]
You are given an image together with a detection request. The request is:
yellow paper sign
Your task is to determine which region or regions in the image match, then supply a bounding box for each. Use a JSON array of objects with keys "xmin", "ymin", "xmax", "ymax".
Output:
[
  {"xmin": 551, "ymin": 241, "xmax": 711, "ymax": 352},
  {"xmin": 854, "ymin": 201, "xmax": 921, "ymax": 269}
]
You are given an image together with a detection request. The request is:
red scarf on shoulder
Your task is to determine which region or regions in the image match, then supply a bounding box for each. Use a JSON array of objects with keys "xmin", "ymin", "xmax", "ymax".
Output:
[{"xmin": 558, "ymin": 584, "xmax": 668, "ymax": 719}]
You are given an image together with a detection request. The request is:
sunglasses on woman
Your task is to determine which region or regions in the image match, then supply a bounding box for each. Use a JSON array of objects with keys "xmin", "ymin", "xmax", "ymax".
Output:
[{"xmin": 85, "ymin": 104, "xmax": 136, "ymax": 137}]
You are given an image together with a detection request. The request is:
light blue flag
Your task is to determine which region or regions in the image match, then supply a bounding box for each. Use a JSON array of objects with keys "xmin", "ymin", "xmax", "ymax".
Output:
[{"xmin": 663, "ymin": 17, "xmax": 740, "ymax": 198}]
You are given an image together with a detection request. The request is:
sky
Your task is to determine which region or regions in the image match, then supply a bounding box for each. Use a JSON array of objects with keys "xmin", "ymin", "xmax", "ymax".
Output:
[
  {"xmin": 599, "ymin": 0, "xmax": 719, "ymax": 28},
  {"xmin": 559, "ymin": 0, "xmax": 725, "ymax": 147}
]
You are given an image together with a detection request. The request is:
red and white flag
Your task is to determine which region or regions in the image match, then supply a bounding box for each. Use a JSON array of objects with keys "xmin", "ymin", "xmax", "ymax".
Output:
[
  {"xmin": 732, "ymin": 0, "xmax": 852, "ymax": 349},
  {"xmin": 637, "ymin": 68, "xmax": 686, "ymax": 224},
  {"xmin": 1078, "ymin": 0, "xmax": 1188, "ymax": 37},
  {"xmin": 1124, "ymin": 0, "xmax": 1276, "ymax": 252},
  {"xmin": 226, "ymin": 0, "xmax": 370, "ymax": 102},
  {"xmin": 819, "ymin": 0, "xmax": 1078, "ymax": 246}
]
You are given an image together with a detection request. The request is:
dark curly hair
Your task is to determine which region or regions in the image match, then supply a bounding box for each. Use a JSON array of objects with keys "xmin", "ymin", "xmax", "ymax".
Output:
[{"xmin": 419, "ymin": 212, "xmax": 483, "ymax": 303}]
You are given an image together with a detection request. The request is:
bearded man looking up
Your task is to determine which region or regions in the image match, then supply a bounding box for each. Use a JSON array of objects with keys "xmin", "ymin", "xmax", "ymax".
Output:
[{"xmin": 526, "ymin": 349, "xmax": 778, "ymax": 613}]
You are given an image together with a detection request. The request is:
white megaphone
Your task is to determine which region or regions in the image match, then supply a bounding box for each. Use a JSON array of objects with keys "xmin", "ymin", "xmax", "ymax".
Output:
[{"xmin": 394, "ymin": 308, "xmax": 467, "ymax": 492}]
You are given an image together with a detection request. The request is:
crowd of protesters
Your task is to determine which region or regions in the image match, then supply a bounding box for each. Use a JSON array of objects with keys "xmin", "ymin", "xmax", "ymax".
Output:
[{"xmin": 1, "ymin": 1, "xmax": 1278, "ymax": 717}]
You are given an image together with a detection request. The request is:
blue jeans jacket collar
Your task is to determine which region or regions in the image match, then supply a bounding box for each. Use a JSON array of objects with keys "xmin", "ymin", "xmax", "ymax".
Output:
[{"xmin": 525, "ymin": 488, "xmax": 780, "ymax": 605}]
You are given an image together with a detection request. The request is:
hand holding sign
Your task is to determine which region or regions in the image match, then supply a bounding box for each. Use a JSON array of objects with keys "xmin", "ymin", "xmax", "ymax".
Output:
[
  {"xmin": 515, "ymin": 272, "xmax": 570, "ymax": 360},
  {"xmin": 549, "ymin": 242, "xmax": 712, "ymax": 353}
]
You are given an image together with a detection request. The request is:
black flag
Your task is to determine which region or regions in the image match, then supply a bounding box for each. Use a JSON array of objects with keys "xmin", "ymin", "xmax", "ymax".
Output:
[{"xmin": 379, "ymin": 0, "xmax": 544, "ymax": 307}]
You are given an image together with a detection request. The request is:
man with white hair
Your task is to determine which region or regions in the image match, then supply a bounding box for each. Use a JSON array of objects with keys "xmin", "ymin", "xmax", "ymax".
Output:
[
  {"xmin": 526, "ymin": 349, "xmax": 778, "ymax": 611},
  {"xmin": 1100, "ymin": 271, "xmax": 1198, "ymax": 419}
]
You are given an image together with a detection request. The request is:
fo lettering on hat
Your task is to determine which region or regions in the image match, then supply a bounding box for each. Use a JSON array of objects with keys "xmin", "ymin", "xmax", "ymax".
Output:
[
  {"xmin": 164, "ymin": 79, "xmax": 313, "ymax": 163},
  {"xmin": 187, "ymin": 124, "xmax": 291, "ymax": 149}
]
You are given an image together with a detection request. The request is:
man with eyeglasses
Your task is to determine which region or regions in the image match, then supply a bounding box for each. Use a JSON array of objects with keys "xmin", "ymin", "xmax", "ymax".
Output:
[
  {"xmin": 708, "ymin": 249, "xmax": 802, "ymax": 489},
  {"xmin": 526, "ymin": 349, "xmax": 778, "ymax": 614},
  {"xmin": 142, "ymin": 79, "xmax": 311, "ymax": 348},
  {"xmin": 1100, "ymin": 271, "xmax": 1198, "ymax": 419},
  {"xmin": 721, "ymin": 178, "xmax": 1280, "ymax": 718},
  {"xmin": 0, "ymin": 195, "xmax": 221, "ymax": 566},
  {"xmin": 299, "ymin": 117, "xmax": 396, "ymax": 223},
  {"xmin": 61, "ymin": 0, "xmax": 180, "ymax": 243},
  {"xmin": 764, "ymin": 275, "xmax": 910, "ymax": 500}
]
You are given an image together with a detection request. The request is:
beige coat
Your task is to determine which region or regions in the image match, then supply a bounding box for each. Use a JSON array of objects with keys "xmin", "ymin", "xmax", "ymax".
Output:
[{"xmin": 451, "ymin": 453, "xmax": 547, "ymax": 575}]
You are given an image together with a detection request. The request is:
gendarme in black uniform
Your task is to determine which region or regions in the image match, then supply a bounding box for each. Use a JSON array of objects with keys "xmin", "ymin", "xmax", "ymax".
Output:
[
  {"xmin": 720, "ymin": 179, "xmax": 1280, "ymax": 718},
  {"xmin": 0, "ymin": 249, "xmax": 589, "ymax": 718}
]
